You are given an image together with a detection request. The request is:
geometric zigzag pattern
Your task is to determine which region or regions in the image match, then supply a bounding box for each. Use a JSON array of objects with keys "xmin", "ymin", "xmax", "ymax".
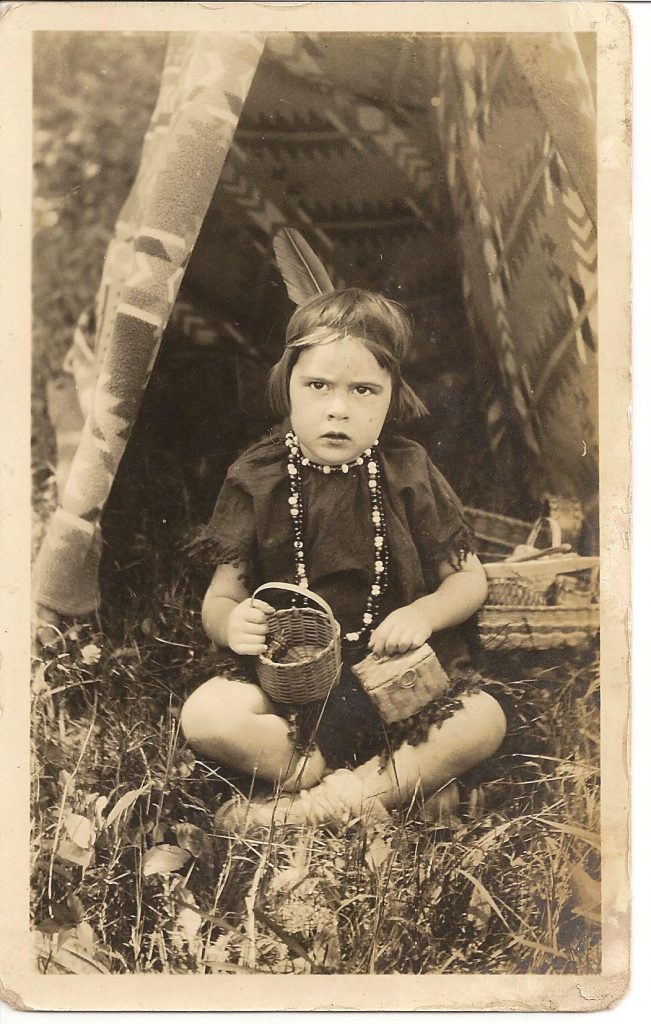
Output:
[{"xmin": 437, "ymin": 34, "xmax": 598, "ymax": 505}]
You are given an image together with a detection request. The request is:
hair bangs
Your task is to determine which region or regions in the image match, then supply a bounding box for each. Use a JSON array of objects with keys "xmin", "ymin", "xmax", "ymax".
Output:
[{"xmin": 268, "ymin": 287, "xmax": 427, "ymax": 423}]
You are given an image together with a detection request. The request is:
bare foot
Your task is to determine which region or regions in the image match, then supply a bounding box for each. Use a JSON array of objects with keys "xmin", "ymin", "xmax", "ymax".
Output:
[{"xmin": 216, "ymin": 792, "xmax": 306, "ymax": 831}]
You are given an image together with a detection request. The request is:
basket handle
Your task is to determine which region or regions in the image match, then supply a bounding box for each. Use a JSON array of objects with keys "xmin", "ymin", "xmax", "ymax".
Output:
[
  {"xmin": 250, "ymin": 581, "xmax": 339, "ymax": 636},
  {"xmin": 526, "ymin": 515, "xmax": 562, "ymax": 550}
]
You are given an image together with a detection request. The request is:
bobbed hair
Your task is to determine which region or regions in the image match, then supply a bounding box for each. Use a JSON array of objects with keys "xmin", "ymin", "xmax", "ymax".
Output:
[{"xmin": 267, "ymin": 288, "xmax": 428, "ymax": 423}]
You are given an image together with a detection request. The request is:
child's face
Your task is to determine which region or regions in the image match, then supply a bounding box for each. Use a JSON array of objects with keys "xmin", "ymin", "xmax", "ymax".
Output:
[{"xmin": 288, "ymin": 335, "xmax": 392, "ymax": 465}]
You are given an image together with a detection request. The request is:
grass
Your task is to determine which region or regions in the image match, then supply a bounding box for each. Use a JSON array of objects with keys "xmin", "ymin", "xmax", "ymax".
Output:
[{"xmin": 31, "ymin": 518, "xmax": 601, "ymax": 975}]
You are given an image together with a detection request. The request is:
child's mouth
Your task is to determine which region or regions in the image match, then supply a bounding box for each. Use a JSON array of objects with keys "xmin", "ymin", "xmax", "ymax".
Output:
[{"xmin": 322, "ymin": 432, "xmax": 350, "ymax": 443}]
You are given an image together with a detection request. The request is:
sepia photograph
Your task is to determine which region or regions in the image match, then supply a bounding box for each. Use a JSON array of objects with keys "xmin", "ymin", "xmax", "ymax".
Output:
[{"xmin": 0, "ymin": 0, "xmax": 631, "ymax": 1012}]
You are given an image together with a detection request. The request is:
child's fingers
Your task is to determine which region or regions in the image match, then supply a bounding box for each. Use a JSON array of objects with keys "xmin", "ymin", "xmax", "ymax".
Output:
[
  {"xmin": 234, "ymin": 640, "xmax": 268, "ymax": 656},
  {"xmin": 250, "ymin": 599, "xmax": 275, "ymax": 615},
  {"xmin": 382, "ymin": 624, "xmax": 405, "ymax": 654},
  {"xmin": 242, "ymin": 626, "xmax": 271, "ymax": 642},
  {"xmin": 392, "ymin": 629, "xmax": 428, "ymax": 653},
  {"xmin": 239, "ymin": 618, "xmax": 268, "ymax": 635},
  {"xmin": 393, "ymin": 637, "xmax": 414, "ymax": 655},
  {"xmin": 243, "ymin": 607, "xmax": 271, "ymax": 626},
  {"xmin": 370, "ymin": 630, "xmax": 391, "ymax": 656},
  {"xmin": 372, "ymin": 629, "xmax": 420, "ymax": 657}
]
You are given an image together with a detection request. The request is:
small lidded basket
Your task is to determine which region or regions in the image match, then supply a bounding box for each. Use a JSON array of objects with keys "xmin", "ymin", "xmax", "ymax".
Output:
[
  {"xmin": 352, "ymin": 643, "xmax": 450, "ymax": 724},
  {"xmin": 254, "ymin": 582, "xmax": 342, "ymax": 704}
]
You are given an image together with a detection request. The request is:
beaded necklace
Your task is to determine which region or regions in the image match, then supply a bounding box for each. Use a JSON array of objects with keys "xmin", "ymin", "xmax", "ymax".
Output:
[{"xmin": 284, "ymin": 429, "xmax": 388, "ymax": 642}]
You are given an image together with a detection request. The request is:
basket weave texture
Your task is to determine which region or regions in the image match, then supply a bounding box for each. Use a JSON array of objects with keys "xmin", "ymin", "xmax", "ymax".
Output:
[
  {"xmin": 254, "ymin": 584, "xmax": 342, "ymax": 704},
  {"xmin": 484, "ymin": 557, "xmax": 599, "ymax": 608},
  {"xmin": 464, "ymin": 507, "xmax": 530, "ymax": 561},
  {"xmin": 469, "ymin": 504, "xmax": 600, "ymax": 651},
  {"xmin": 478, "ymin": 605, "xmax": 600, "ymax": 652},
  {"xmin": 352, "ymin": 644, "xmax": 450, "ymax": 723}
]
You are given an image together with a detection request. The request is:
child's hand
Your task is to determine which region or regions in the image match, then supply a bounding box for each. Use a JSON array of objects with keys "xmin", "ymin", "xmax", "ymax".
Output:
[
  {"xmin": 369, "ymin": 605, "xmax": 431, "ymax": 658},
  {"xmin": 226, "ymin": 598, "xmax": 275, "ymax": 656}
]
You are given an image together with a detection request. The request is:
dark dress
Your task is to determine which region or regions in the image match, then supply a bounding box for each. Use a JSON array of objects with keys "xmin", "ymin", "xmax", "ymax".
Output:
[{"xmin": 195, "ymin": 426, "xmax": 484, "ymax": 769}]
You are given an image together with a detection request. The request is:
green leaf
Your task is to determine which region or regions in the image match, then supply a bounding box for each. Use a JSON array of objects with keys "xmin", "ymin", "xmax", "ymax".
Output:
[
  {"xmin": 569, "ymin": 863, "xmax": 601, "ymax": 922},
  {"xmin": 56, "ymin": 837, "xmax": 93, "ymax": 869},
  {"xmin": 35, "ymin": 923, "xmax": 107, "ymax": 976},
  {"xmin": 51, "ymin": 942, "xmax": 108, "ymax": 975},
  {"xmin": 466, "ymin": 879, "xmax": 492, "ymax": 941},
  {"xmin": 364, "ymin": 835, "xmax": 391, "ymax": 873},
  {"xmin": 34, "ymin": 918, "xmax": 60, "ymax": 935},
  {"xmin": 65, "ymin": 893, "xmax": 85, "ymax": 924},
  {"xmin": 172, "ymin": 901, "xmax": 203, "ymax": 953}
]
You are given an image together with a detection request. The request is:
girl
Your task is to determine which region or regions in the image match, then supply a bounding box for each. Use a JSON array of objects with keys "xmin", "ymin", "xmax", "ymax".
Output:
[{"xmin": 181, "ymin": 278, "xmax": 506, "ymax": 828}]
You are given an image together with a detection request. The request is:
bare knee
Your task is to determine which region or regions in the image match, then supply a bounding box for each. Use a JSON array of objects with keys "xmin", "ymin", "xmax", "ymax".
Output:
[
  {"xmin": 180, "ymin": 676, "xmax": 270, "ymax": 757},
  {"xmin": 427, "ymin": 690, "xmax": 506, "ymax": 781},
  {"xmin": 459, "ymin": 691, "xmax": 507, "ymax": 766},
  {"xmin": 483, "ymin": 690, "xmax": 507, "ymax": 749}
]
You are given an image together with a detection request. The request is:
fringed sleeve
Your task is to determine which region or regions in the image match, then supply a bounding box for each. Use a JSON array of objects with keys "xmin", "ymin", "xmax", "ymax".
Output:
[
  {"xmin": 186, "ymin": 472, "xmax": 257, "ymax": 587},
  {"xmin": 406, "ymin": 453, "xmax": 476, "ymax": 589}
]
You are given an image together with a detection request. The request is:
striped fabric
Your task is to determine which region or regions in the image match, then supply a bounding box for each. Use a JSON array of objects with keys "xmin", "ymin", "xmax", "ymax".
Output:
[{"xmin": 34, "ymin": 33, "xmax": 265, "ymax": 614}]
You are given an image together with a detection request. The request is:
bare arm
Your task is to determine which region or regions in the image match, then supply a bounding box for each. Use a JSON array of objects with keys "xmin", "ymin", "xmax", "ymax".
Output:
[
  {"xmin": 412, "ymin": 552, "xmax": 488, "ymax": 633},
  {"xmin": 369, "ymin": 552, "xmax": 488, "ymax": 656},
  {"xmin": 202, "ymin": 563, "xmax": 273, "ymax": 654}
]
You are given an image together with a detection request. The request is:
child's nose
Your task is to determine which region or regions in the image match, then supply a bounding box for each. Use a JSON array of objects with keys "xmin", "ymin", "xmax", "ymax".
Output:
[{"xmin": 327, "ymin": 393, "xmax": 349, "ymax": 418}]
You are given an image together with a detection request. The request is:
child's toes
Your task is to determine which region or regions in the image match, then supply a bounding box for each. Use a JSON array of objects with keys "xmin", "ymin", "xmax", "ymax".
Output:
[{"xmin": 216, "ymin": 795, "xmax": 274, "ymax": 832}]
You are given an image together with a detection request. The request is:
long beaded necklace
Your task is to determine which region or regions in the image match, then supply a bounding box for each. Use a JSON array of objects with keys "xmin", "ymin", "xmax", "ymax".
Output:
[{"xmin": 284, "ymin": 429, "xmax": 388, "ymax": 642}]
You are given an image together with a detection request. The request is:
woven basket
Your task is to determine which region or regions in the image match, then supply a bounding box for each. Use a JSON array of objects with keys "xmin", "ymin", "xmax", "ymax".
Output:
[
  {"xmin": 464, "ymin": 500, "xmax": 585, "ymax": 562},
  {"xmin": 484, "ymin": 554, "xmax": 599, "ymax": 609},
  {"xmin": 254, "ymin": 582, "xmax": 342, "ymax": 704},
  {"xmin": 477, "ymin": 605, "xmax": 600, "ymax": 652},
  {"xmin": 467, "ymin": 501, "xmax": 598, "ymax": 651},
  {"xmin": 352, "ymin": 644, "xmax": 450, "ymax": 724},
  {"xmin": 481, "ymin": 548, "xmax": 599, "ymax": 651},
  {"xmin": 541, "ymin": 493, "xmax": 584, "ymax": 550}
]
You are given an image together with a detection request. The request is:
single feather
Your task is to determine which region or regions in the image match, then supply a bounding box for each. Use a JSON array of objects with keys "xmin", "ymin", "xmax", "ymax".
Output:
[{"xmin": 273, "ymin": 227, "xmax": 334, "ymax": 306}]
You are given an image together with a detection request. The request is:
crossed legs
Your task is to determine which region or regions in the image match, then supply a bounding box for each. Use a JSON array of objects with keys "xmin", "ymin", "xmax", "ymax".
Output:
[{"xmin": 180, "ymin": 676, "xmax": 506, "ymax": 824}]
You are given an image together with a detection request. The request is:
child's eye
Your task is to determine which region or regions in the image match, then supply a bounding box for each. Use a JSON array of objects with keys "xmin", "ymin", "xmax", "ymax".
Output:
[
  {"xmin": 355, "ymin": 386, "xmax": 373, "ymax": 396},
  {"xmin": 308, "ymin": 381, "xmax": 327, "ymax": 391}
]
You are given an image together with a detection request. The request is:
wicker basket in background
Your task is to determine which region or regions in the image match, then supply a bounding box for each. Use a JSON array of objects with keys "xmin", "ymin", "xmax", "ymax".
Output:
[
  {"xmin": 484, "ymin": 554, "xmax": 600, "ymax": 609},
  {"xmin": 477, "ymin": 605, "xmax": 600, "ymax": 652},
  {"xmin": 254, "ymin": 582, "xmax": 342, "ymax": 704},
  {"xmin": 469, "ymin": 503, "xmax": 600, "ymax": 652}
]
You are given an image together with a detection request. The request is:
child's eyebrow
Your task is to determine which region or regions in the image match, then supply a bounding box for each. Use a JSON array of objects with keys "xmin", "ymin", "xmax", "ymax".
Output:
[{"xmin": 297, "ymin": 373, "xmax": 386, "ymax": 388}]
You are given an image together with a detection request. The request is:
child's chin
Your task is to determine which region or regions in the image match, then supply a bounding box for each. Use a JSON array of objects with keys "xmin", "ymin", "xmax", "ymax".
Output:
[{"xmin": 318, "ymin": 439, "xmax": 363, "ymax": 460}]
